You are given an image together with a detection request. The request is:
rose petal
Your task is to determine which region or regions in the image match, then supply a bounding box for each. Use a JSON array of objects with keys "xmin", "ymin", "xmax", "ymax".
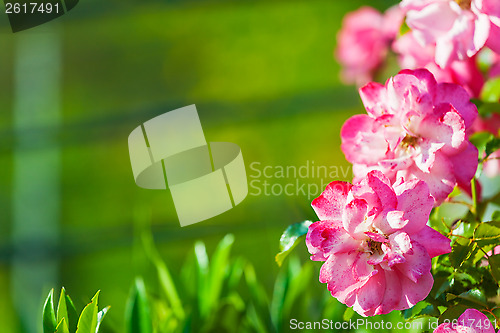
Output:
[
  {"xmin": 394, "ymin": 240, "xmax": 431, "ymax": 283},
  {"xmin": 395, "ymin": 270, "xmax": 433, "ymax": 310},
  {"xmin": 394, "ymin": 179, "xmax": 434, "ymax": 234},
  {"xmin": 342, "ymin": 198, "xmax": 371, "ymax": 239},
  {"xmin": 458, "ymin": 308, "xmax": 496, "ymax": 333},
  {"xmin": 374, "ymin": 269, "xmax": 402, "ymax": 315},
  {"xmin": 411, "ymin": 225, "xmax": 451, "ymax": 258},
  {"xmin": 312, "ymin": 181, "xmax": 352, "ymax": 220},
  {"xmin": 306, "ymin": 220, "xmax": 360, "ymax": 261},
  {"xmin": 352, "ymin": 269, "xmax": 385, "ymax": 317}
]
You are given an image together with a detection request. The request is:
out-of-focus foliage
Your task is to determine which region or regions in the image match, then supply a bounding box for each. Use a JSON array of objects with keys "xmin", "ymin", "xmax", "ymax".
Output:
[{"xmin": 42, "ymin": 288, "xmax": 109, "ymax": 333}]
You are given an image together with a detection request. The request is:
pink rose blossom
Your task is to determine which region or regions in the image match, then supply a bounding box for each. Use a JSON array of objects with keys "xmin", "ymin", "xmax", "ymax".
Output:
[
  {"xmin": 336, "ymin": 6, "xmax": 404, "ymax": 85},
  {"xmin": 393, "ymin": 32, "xmax": 484, "ymax": 97},
  {"xmin": 434, "ymin": 308, "xmax": 497, "ymax": 332},
  {"xmin": 306, "ymin": 171, "xmax": 451, "ymax": 316},
  {"xmin": 401, "ymin": 0, "xmax": 500, "ymax": 68},
  {"xmin": 341, "ymin": 69, "xmax": 478, "ymax": 204}
]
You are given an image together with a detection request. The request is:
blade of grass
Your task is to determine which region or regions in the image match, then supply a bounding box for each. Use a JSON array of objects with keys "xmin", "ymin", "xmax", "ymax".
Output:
[
  {"xmin": 207, "ymin": 234, "xmax": 235, "ymax": 312},
  {"xmin": 194, "ymin": 240, "xmax": 210, "ymax": 318},
  {"xmin": 227, "ymin": 257, "xmax": 246, "ymax": 290},
  {"xmin": 141, "ymin": 232, "xmax": 184, "ymax": 320},
  {"xmin": 43, "ymin": 289, "xmax": 57, "ymax": 333},
  {"xmin": 270, "ymin": 263, "xmax": 290, "ymax": 332},
  {"xmin": 57, "ymin": 288, "xmax": 68, "ymax": 328},
  {"xmin": 55, "ymin": 318, "xmax": 70, "ymax": 333},
  {"xmin": 282, "ymin": 257, "xmax": 313, "ymax": 319},
  {"xmin": 65, "ymin": 292, "xmax": 78, "ymax": 333},
  {"xmin": 96, "ymin": 306, "xmax": 110, "ymax": 333},
  {"xmin": 244, "ymin": 264, "xmax": 274, "ymax": 332},
  {"xmin": 126, "ymin": 278, "xmax": 152, "ymax": 333}
]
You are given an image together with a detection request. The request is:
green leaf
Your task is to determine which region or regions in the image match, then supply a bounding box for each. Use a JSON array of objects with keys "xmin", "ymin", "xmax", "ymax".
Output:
[
  {"xmin": 76, "ymin": 290, "xmax": 100, "ymax": 333},
  {"xmin": 419, "ymin": 304, "xmax": 441, "ymax": 318},
  {"xmin": 457, "ymin": 289, "xmax": 488, "ymax": 308},
  {"xmin": 439, "ymin": 305, "xmax": 470, "ymax": 323},
  {"xmin": 470, "ymin": 132, "xmax": 494, "ymax": 157},
  {"xmin": 55, "ymin": 318, "xmax": 70, "ymax": 333},
  {"xmin": 492, "ymin": 308, "xmax": 500, "ymax": 321},
  {"xmin": 57, "ymin": 288, "xmax": 68, "ymax": 329},
  {"xmin": 474, "ymin": 221, "xmax": 500, "ymax": 240},
  {"xmin": 430, "ymin": 271, "xmax": 453, "ymax": 298},
  {"xmin": 486, "ymin": 137, "xmax": 500, "ymax": 158},
  {"xmin": 450, "ymin": 241, "xmax": 475, "ymax": 268},
  {"xmin": 481, "ymin": 77, "xmax": 500, "ymax": 102},
  {"xmin": 43, "ymin": 289, "xmax": 57, "ymax": 333},
  {"xmin": 489, "ymin": 254, "xmax": 500, "ymax": 283},
  {"xmin": 126, "ymin": 278, "xmax": 152, "ymax": 333},
  {"xmin": 477, "ymin": 101, "xmax": 500, "ymax": 117},
  {"xmin": 454, "ymin": 272, "xmax": 478, "ymax": 285},
  {"xmin": 65, "ymin": 292, "xmax": 78, "ymax": 333},
  {"xmin": 482, "ymin": 270, "xmax": 499, "ymax": 298},
  {"xmin": 492, "ymin": 211, "xmax": 500, "ymax": 221},
  {"xmin": 275, "ymin": 221, "xmax": 313, "ymax": 266},
  {"xmin": 96, "ymin": 306, "xmax": 109, "ymax": 333},
  {"xmin": 454, "ymin": 221, "xmax": 477, "ymax": 239},
  {"xmin": 343, "ymin": 307, "xmax": 355, "ymax": 321}
]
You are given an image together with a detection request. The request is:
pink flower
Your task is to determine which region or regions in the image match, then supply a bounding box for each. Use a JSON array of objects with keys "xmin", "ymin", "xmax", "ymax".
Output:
[
  {"xmin": 341, "ymin": 69, "xmax": 478, "ymax": 204},
  {"xmin": 401, "ymin": 0, "xmax": 500, "ymax": 68},
  {"xmin": 306, "ymin": 171, "xmax": 451, "ymax": 316},
  {"xmin": 336, "ymin": 6, "xmax": 404, "ymax": 85},
  {"xmin": 393, "ymin": 32, "xmax": 484, "ymax": 97},
  {"xmin": 434, "ymin": 308, "xmax": 497, "ymax": 332}
]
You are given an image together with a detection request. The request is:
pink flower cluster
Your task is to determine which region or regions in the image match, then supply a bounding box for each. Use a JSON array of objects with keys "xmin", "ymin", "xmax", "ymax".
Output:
[
  {"xmin": 306, "ymin": 171, "xmax": 451, "ymax": 316},
  {"xmin": 402, "ymin": 0, "xmax": 500, "ymax": 68},
  {"xmin": 342, "ymin": 69, "xmax": 478, "ymax": 204},
  {"xmin": 307, "ymin": 69, "xmax": 479, "ymax": 316},
  {"xmin": 335, "ymin": 6, "xmax": 403, "ymax": 85},
  {"xmin": 309, "ymin": 0, "xmax": 499, "ymax": 319},
  {"xmin": 336, "ymin": 1, "xmax": 500, "ymax": 98}
]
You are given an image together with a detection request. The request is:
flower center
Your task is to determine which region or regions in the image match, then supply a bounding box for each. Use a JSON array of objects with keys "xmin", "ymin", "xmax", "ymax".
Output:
[
  {"xmin": 400, "ymin": 134, "xmax": 419, "ymax": 149},
  {"xmin": 455, "ymin": 0, "xmax": 471, "ymax": 10},
  {"xmin": 368, "ymin": 240, "xmax": 383, "ymax": 255}
]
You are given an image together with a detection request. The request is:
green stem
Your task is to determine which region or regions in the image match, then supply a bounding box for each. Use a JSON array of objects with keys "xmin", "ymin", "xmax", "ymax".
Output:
[{"xmin": 471, "ymin": 178, "xmax": 478, "ymax": 216}]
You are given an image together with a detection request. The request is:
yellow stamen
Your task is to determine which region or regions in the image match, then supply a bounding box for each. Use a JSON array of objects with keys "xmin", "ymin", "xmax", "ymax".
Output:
[
  {"xmin": 368, "ymin": 240, "xmax": 383, "ymax": 255},
  {"xmin": 456, "ymin": 0, "xmax": 471, "ymax": 10},
  {"xmin": 400, "ymin": 134, "xmax": 419, "ymax": 149}
]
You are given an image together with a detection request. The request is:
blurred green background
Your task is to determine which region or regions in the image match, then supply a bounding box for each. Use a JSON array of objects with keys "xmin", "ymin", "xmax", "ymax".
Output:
[{"xmin": 0, "ymin": 0, "xmax": 419, "ymax": 332}]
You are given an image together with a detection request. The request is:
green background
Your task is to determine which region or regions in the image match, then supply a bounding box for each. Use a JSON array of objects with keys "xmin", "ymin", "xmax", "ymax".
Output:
[{"xmin": 0, "ymin": 0, "xmax": 414, "ymax": 332}]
